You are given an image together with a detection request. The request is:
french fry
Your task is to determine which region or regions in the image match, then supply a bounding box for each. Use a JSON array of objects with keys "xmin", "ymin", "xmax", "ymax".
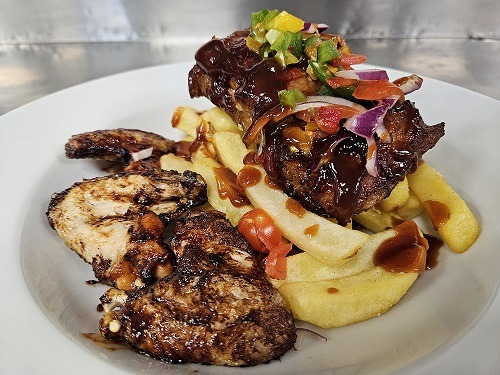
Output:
[
  {"xmin": 378, "ymin": 178, "xmax": 410, "ymax": 212},
  {"xmin": 171, "ymin": 106, "xmax": 202, "ymax": 138},
  {"xmin": 271, "ymin": 226, "xmax": 401, "ymax": 287},
  {"xmin": 395, "ymin": 190, "xmax": 423, "ymax": 220},
  {"xmin": 190, "ymin": 150, "xmax": 253, "ymax": 226},
  {"xmin": 201, "ymin": 107, "xmax": 242, "ymax": 134},
  {"xmin": 278, "ymin": 266, "xmax": 419, "ymax": 328},
  {"xmin": 159, "ymin": 153, "xmax": 194, "ymax": 173},
  {"xmin": 212, "ymin": 131, "xmax": 369, "ymax": 265},
  {"xmin": 353, "ymin": 207, "xmax": 399, "ymax": 233},
  {"xmin": 407, "ymin": 161, "xmax": 480, "ymax": 253}
]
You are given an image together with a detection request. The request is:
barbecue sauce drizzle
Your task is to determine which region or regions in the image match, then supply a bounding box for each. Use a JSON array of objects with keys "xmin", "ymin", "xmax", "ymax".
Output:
[{"xmin": 194, "ymin": 30, "xmax": 288, "ymax": 122}]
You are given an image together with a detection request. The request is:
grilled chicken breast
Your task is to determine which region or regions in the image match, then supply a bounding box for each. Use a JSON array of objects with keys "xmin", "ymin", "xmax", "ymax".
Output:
[
  {"xmin": 99, "ymin": 210, "xmax": 296, "ymax": 366},
  {"xmin": 47, "ymin": 170, "xmax": 207, "ymax": 290},
  {"xmin": 65, "ymin": 128, "xmax": 175, "ymax": 171}
]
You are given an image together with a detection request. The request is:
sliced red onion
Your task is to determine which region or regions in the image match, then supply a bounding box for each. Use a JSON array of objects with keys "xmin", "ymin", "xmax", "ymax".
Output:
[
  {"xmin": 365, "ymin": 137, "xmax": 378, "ymax": 177},
  {"xmin": 394, "ymin": 74, "xmax": 423, "ymax": 95},
  {"xmin": 294, "ymin": 328, "xmax": 327, "ymax": 351},
  {"xmin": 302, "ymin": 22, "xmax": 329, "ymax": 34},
  {"xmin": 293, "ymin": 96, "xmax": 367, "ymax": 114},
  {"xmin": 131, "ymin": 147, "xmax": 153, "ymax": 161},
  {"xmin": 336, "ymin": 69, "xmax": 389, "ymax": 81},
  {"xmin": 343, "ymin": 102, "xmax": 390, "ymax": 139}
]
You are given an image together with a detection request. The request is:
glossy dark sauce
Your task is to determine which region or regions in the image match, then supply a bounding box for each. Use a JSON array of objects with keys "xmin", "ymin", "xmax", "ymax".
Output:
[
  {"xmin": 373, "ymin": 220, "xmax": 428, "ymax": 273},
  {"xmin": 286, "ymin": 197, "xmax": 307, "ymax": 218},
  {"xmin": 424, "ymin": 234, "xmax": 444, "ymax": 270},
  {"xmin": 194, "ymin": 30, "xmax": 288, "ymax": 121},
  {"xmin": 304, "ymin": 224, "xmax": 319, "ymax": 237},
  {"xmin": 213, "ymin": 167, "xmax": 251, "ymax": 207},
  {"xmin": 423, "ymin": 200, "xmax": 451, "ymax": 229},
  {"xmin": 237, "ymin": 166, "xmax": 262, "ymax": 189}
]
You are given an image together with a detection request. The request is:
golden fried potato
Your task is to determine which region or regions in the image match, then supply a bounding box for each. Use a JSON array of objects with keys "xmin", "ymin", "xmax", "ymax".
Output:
[
  {"xmin": 201, "ymin": 107, "xmax": 242, "ymax": 134},
  {"xmin": 378, "ymin": 178, "xmax": 410, "ymax": 212},
  {"xmin": 190, "ymin": 150, "xmax": 252, "ymax": 226},
  {"xmin": 171, "ymin": 106, "xmax": 201, "ymax": 138},
  {"xmin": 278, "ymin": 267, "xmax": 418, "ymax": 328},
  {"xmin": 159, "ymin": 153, "xmax": 193, "ymax": 173},
  {"xmin": 212, "ymin": 131, "xmax": 369, "ymax": 265},
  {"xmin": 407, "ymin": 162, "xmax": 480, "ymax": 253},
  {"xmin": 271, "ymin": 227, "xmax": 399, "ymax": 287},
  {"xmin": 353, "ymin": 207, "xmax": 399, "ymax": 233}
]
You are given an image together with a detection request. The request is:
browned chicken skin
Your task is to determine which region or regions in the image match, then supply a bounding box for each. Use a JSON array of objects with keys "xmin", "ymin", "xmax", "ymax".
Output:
[
  {"xmin": 99, "ymin": 211, "xmax": 296, "ymax": 366},
  {"xmin": 65, "ymin": 128, "xmax": 174, "ymax": 171},
  {"xmin": 47, "ymin": 169, "xmax": 207, "ymax": 290}
]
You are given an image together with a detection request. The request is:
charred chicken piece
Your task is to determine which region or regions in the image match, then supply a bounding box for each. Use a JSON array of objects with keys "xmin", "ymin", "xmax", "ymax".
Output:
[
  {"xmin": 189, "ymin": 30, "xmax": 445, "ymax": 224},
  {"xmin": 65, "ymin": 128, "xmax": 175, "ymax": 172},
  {"xmin": 47, "ymin": 170, "xmax": 207, "ymax": 290},
  {"xmin": 99, "ymin": 210, "xmax": 296, "ymax": 366}
]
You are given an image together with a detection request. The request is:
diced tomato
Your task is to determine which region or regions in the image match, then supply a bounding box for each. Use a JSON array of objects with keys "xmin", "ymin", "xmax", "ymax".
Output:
[
  {"xmin": 326, "ymin": 76, "xmax": 357, "ymax": 89},
  {"xmin": 314, "ymin": 105, "xmax": 360, "ymax": 134},
  {"xmin": 340, "ymin": 53, "xmax": 367, "ymax": 69},
  {"xmin": 353, "ymin": 80, "xmax": 404, "ymax": 101},
  {"xmin": 238, "ymin": 208, "xmax": 281, "ymax": 253},
  {"xmin": 284, "ymin": 67, "xmax": 306, "ymax": 81},
  {"xmin": 265, "ymin": 242, "xmax": 292, "ymax": 279},
  {"xmin": 237, "ymin": 208, "xmax": 292, "ymax": 279}
]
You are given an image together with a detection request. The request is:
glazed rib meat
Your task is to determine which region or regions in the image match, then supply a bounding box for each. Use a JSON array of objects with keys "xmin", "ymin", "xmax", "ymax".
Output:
[
  {"xmin": 47, "ymin": 169, "xmax": 207, "ymax": 290},
  {"xmin": 65, "ymin": 128, "xmax": 174, "ymax": 171},
  {"xmin": 261, "ymin": 100, "xmax": 445, "ymax": 223},
  {"xmin": 99, "ymin": 210, "xmax": 296, "ymax": 366},
  {"xmin": 189, "ymin": 30, "xmax": 445, "ymax": 224}
]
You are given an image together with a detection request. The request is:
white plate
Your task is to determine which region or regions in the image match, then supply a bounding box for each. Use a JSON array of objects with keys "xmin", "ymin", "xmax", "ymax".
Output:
[{"xmin": 1, "ymin": 62, "xmax": 499, "ymax": 375}]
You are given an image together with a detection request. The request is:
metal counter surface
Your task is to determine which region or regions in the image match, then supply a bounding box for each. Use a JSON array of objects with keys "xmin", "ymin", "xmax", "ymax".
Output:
[{"xmin": 0, "ymin": 0, "xmax": 498, "ymax": 115}]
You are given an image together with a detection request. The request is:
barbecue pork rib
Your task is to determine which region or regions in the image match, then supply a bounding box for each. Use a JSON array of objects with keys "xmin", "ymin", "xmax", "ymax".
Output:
[
  {"xmin": 189, "ymin": 30, "xmax": 445, "ymax": 224},
  {"xmin": 99, "ymin": 210, "xmax": 296, "ymax": 366}
]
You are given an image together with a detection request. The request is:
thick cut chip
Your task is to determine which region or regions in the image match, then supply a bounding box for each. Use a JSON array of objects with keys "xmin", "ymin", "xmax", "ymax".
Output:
[
  {"xmin": 213, "ymin": 131, "xmax": 369, "ymax": 265},
  {"xmin": 278, "ymin": 267, "xmax": 418, "ymax": 328},
  {"xmin": 407, "ymin": 162, "xmax": 480, "ymax": 253}
]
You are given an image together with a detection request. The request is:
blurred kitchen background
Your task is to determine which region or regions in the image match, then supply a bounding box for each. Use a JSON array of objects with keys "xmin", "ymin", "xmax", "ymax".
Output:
[{"xmin": 0, "ymin": 0, "xmax": 498, "ymax": 115}]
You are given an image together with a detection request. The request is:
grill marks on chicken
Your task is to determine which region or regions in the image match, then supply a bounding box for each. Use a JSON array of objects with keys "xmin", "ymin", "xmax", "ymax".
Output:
[
  {"xmin": 65, "ymin": 128, "xmax": 174, "ymax": 171},
  {"xmin": 99, "ymin": 211, "xmax": 296, "ymax": 366},
  {"xmin": 47, "ymin": 170, "xmax": 207, "ymax": 290}
]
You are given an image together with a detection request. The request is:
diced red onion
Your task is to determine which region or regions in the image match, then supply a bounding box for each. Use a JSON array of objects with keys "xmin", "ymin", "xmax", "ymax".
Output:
[
  {"xmin": 394, "ymin": 74, "xmax": 423, "ymax": 95},
  {"xmin": 294, "ymin": 328, "xmax": 327, "ymax": 351},
  {"xmin": 293, "ymin": 96, "xmax": 367, "ymax": 114},
  {"xmin": 336, "ymin": 69, "xmax": 389, "ymax": 81},
  {"xmin": 302, "ymin": 22, "xmax": 329, "ymax": 34},
  {"xmin": 131, "ymin": 147, "xmax": 153, "ymax": 161}
]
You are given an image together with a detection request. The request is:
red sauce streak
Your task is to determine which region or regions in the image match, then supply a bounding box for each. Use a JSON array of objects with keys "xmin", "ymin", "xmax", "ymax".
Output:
[
  {"xmin": 373, "ymin": 220, "xmax": 428, "ymax": 273},
  {"xmin": 237, "ymin": 166, "xmax": 262, "ymax": 189},
  {"xmin": 304, "ymin": 224, "xmax": 319, "ymax": 237},
  {"xmin": 423, "ymin": 200, "xmax": 451, "ymax": 229},
  {"xmin": 286, "ymin": 198, "xmax": 307, "ymax": 218},
  {"xmin": 213, "ymin": 167, "xmax": 250, "ymax": 207}
]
